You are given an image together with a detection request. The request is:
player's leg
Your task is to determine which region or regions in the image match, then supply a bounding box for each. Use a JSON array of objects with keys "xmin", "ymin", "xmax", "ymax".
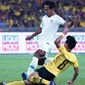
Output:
[
  {"xmin": 28, "ymin": 67, "xmax": 56, "ymax": 85},
  {"xmin": 5, "ymin": 81, "xmax": 24, "ymax": 85},
  {"xmin": 0, "ymin": 80, "xmax": 35, "ymax": 85},
  {"xmin": 22, "ymin": 43, "xmax": 53, "ymax": 80},
  {"xmin": 22, "ymin": 42, "xmax": 49, "ymax": 80},
  {"xmin": 27, "ymin": 42, "xmax": 50, "ymax": 73},
  {"xmin": 41, "ymin": 43, "xmax": 54, "ymax": 64},
  {"xmin": 28, "ymin": 71, "xmax": 49, "ymax": 85},
  {"xmin": 22, "ymin": 49, "xmax": 46, "ymax": 80},
  {"xmin": 0, "ymin": 81, "xmax": 24, "ymax": 85},
  {"xmin": 37, "ymin": 42, "xmax": 55, "ymax": 65}
]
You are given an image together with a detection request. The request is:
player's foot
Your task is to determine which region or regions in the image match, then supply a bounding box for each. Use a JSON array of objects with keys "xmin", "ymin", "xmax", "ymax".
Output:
[
  {"xmin": 0, "ymin": 82, "xmax": 5, "ymax": 85},
  {"xmin": 49, "ymin": 81, "xmax": 56, "ymax": 85},
  {"xmin": 22, "ymin": 72, "xmax": 28, "ymax": 80}
]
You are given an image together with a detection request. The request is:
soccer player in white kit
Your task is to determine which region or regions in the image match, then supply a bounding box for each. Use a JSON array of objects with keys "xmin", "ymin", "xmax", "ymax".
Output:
[{"xmin": 22, "ymin": 0, "xmax": 74, "ymax": 80}]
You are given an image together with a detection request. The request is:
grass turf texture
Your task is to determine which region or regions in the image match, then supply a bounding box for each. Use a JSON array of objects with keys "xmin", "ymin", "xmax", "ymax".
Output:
[{"xmin": 0, "ymin": 54, "xmax": 85, "ymax": 85}]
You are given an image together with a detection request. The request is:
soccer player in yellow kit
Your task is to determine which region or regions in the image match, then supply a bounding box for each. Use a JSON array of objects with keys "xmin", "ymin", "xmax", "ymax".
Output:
[
  {"xmin": 0, "ymin": 31, "xmax": 79, "ymax": 85},
  {"xmin": 27, "ymin": 34, "xmax": 79, "ymax": 85}
]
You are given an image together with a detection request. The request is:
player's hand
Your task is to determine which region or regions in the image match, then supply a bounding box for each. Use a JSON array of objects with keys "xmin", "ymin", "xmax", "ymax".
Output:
[
  {"xmin": 26, "ymin": 36, "xmax": 33, "ymax": 40},
  {"xmin": 67, "ymin": 80, "xmax": 73, "ymax": 85}
]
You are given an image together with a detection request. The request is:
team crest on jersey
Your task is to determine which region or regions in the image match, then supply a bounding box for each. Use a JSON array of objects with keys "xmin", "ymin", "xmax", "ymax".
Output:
[{"xmin": 51, "ymin": 20, "xmax": 53, "ymax": 22}]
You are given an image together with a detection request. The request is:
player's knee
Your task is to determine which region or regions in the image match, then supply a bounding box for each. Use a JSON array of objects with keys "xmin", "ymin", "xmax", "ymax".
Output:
[{"xmin": 34, "ymin": 49, "xmax": 46, "ymax": 59}]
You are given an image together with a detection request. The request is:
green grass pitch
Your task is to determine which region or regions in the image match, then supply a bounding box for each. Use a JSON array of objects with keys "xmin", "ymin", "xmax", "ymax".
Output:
[{"xmin": 0, "ymin": 54, "xmax": 85, "ymax": 85}]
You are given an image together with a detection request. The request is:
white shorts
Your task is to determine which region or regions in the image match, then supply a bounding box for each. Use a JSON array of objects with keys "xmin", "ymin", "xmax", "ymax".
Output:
[{"xmin": 38, "ymin": 42, "xmax": 53, "ymax": 55}]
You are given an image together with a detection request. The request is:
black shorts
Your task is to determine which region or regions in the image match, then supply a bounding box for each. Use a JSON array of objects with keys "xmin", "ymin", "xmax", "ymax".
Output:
[{"xmin": 35, "ymin": 66, "xmax": 55, "ymax": 81}]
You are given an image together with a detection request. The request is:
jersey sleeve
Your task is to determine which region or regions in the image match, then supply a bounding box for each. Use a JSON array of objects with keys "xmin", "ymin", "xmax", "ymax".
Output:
[
  {"xmin": 57, "ymin": 16, "xmax": 66, "ymax": 25},
  {"xmin": 73, "ymin": 57, "xmax": 79, "ymax": 67}
]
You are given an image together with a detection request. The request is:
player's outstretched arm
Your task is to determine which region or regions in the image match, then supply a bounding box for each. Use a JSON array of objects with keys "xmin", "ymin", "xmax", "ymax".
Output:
[
  {"xmin": 68, "ymin": 67, "xmax": 79, "ymax": 85},
  {"xmin": 26, "ymin": 28, "xmax": 42, "ymax": 40},
  {"xmin": 54, "ymin": 26, "xmax": 68, "ymax": 48}
]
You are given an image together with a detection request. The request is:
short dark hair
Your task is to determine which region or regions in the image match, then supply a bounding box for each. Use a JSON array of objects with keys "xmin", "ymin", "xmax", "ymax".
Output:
[
  {"xmin": 66, "ymin": 36, "xmax": 77, "ymax": 49},
  {"xmin": 43, "ymin": 0, "xmax": 55, "ymax": 9}
]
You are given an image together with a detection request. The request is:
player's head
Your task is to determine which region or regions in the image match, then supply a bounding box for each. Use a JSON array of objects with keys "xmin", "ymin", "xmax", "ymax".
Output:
[
  {"xmin": 64, "ymin": 36, "xmax": 77, "ymax": 51},
  {"xmin": 43, "ymin": 0, "xmax": 55, "ymax": 17}
]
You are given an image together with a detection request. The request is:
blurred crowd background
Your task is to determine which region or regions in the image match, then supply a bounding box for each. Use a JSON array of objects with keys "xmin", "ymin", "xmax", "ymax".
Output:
[{"xmin": 0, "ymin": 0, "xmax": 85, "ymax": 32}]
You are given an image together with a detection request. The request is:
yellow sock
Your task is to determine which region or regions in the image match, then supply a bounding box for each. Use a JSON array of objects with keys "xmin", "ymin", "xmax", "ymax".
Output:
[
  {"xmin": 42, "ymin": 79, "xmax": 50, "ymax": 85},
  {"xmin": 6, "ymin": 81, "xmax": 25, "ymax": 85},
  {"xmin": 29, "ymin": 76, "xmax": 50, "ymax": 85}
]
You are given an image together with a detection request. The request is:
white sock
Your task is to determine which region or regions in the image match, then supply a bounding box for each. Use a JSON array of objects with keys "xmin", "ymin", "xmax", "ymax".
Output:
[{"xmin": 27, "ymin": 57, "xmax": 38, "ymax": 77}]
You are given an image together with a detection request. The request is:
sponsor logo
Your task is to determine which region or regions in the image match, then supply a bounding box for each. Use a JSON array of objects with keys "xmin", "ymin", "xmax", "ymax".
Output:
[{"xmin": 2, "ymin": 35, "xmax": 19, "ymax": 51}]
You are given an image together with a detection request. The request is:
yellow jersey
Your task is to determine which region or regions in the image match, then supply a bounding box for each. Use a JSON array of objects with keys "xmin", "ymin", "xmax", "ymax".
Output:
[{"xmin": 44, "ymin": 46, "xmax": 79, "ymax": 76}]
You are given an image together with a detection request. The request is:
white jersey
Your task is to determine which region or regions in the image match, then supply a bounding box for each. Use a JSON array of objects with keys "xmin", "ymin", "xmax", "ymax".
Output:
[{"xmin": 39, "ymin": 14, "xmax": 65, "ymax": 45}]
